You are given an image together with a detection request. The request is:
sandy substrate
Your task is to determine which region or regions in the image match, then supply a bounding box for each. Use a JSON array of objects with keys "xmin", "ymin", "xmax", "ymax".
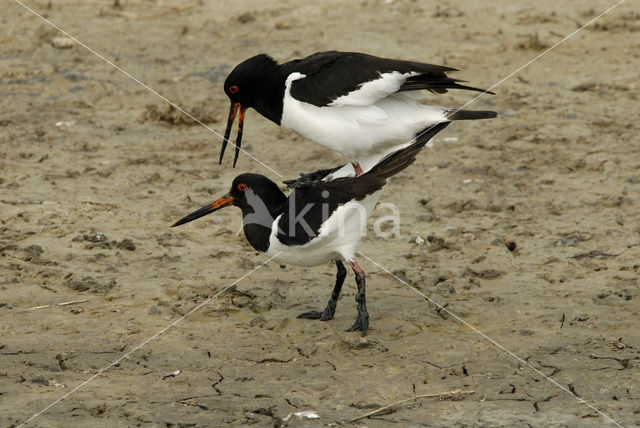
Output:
[{"xmin": 2, "ymin": 0, "xmax": 640, "ymax": 426}]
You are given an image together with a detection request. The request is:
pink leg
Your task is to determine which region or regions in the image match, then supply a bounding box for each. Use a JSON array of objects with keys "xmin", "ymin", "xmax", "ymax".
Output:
[
  {"xmin": 350, "ymin": 261, "xmax": 365, "ymax": 280},
  {"xmin": 352, "ymin": 162, "xmax": 364, "ymax": 177}
]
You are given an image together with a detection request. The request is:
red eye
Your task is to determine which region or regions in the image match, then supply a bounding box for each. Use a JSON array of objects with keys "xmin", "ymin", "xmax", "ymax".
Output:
[
  {"xmin": 229, "ymin": 85, "xmax": 239, "ymax": 94},
  {"xmin": 238, "ymin": 183, "xmax": 247, "ymax": 191}
]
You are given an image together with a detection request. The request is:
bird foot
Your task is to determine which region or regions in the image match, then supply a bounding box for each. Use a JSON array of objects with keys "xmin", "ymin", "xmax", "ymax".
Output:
[
  {"xmin": 346, "ymin": 313, "xmax": 369, "ymax": 336},
  {"xmin": 284, "ymin": 176, "xmax": 321, "ymax": 189},
  {"xmin": 297, "ymin": 306, "xmax": 335, "ymax": 321},
  {"xmin": 283, "ymin": 167, "xmax": 342, "ymax": 189}
]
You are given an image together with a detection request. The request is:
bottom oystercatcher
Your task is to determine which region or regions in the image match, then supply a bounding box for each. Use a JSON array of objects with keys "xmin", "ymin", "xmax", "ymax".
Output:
[{"xmin": 173, "ymin": 123, "xmax": 449, "ymax": 335}]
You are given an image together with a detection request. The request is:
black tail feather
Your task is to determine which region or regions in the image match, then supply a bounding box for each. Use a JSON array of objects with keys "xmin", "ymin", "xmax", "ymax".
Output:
[
  {"xmin": 446, "ymin": 109, "xmax": 497, "ymax": 121},
  {"xmin": 400, "ymin": 75, "xmax": 495, "ymax": 95},
  {"xmin": 367, "ymin": 122, "xmax": 451, "ymax": 180}
]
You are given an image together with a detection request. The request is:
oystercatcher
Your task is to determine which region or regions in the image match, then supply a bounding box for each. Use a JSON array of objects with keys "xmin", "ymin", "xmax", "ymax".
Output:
[
  {"xmin": 174, "ymin": 122, "xmax": 450, "ymax": 335},
  {"xmin": 219, "ymin": 50, "xmax": 496, "ymax": 173}
]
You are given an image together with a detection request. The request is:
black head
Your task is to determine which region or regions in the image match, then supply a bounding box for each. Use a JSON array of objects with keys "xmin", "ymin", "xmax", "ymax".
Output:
[
  {"xmin": 228, "ymin": 173, "xmax": 285, "ymax": 213},
  {"xmin": 171, "ymin": 173, "xmax": 286, "ymax": 228},
  {"xmin": 223, "ymin": 54, "xmax": 279, "ymax": 104},
  {"xmin": 220, "ymin": 54, "xmax": 281, "ymax": 168}
]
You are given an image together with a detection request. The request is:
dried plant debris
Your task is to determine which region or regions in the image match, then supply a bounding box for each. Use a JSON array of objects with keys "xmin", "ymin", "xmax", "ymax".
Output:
[
  {"xmin": 236, "ymin": 12, "xmax": 255, "ymax": 23},
  {"xmin": 570, "ymin": 250, "xmax": 617, "ymax": 259},
  {"xmin": 21, "ymin": 245, "xmax": 57, "ymax": 266},
  {"xmin": 589, "ymin": 11, "xmax": 640, "ymax": 32},
  {"xmin": 140, "ymin": 103, "xmax": 218, "ymax": 126},
  {"xmin": 72, "ymin": 233, "xmax": 136, "ymax": 251},
  {"xmin": 516, "ymin": 33, "xmax": 550, "ymax": 50},
  {"xmin": 571, "ymin": 82, "xmax": 631, "ymax": 92},
  {"xmin": 65, "ymin": 276, "xmax": 117, "ymax": 294}
]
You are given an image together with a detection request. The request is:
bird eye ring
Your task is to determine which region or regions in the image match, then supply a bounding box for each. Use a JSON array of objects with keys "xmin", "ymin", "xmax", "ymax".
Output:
[
  {"xmin": 229, "ymin": 85, "xmax": 239, "ymax": 94},
  {"xmin": 238, "ymin": 183, "xmax": 247, "ymax": 191}
]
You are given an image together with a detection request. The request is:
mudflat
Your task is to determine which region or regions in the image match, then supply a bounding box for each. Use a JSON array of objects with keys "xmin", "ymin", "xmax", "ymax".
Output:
[{"xmin": 1, "ymin": 1, "xmax": 639, "ymax": 426}]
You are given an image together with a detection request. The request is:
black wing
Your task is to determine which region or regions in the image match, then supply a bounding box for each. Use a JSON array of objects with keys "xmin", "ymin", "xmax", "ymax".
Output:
[
  {"xmin": 276, "ymin": 122, "xmax": 450, "ymax": 246},
  {"xmin": 285, "ymin": 51, "xmax": 490, "ymax": 107},
  {"xmin": 276, "ymin": 174, "xmax": 385, "ymax": 246}
]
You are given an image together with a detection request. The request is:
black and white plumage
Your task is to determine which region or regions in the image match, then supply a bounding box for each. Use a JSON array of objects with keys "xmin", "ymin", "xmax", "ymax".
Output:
[
  {"xmin": 219, "ymin": 51, "xmax": 496, "ymax": 173},
  {"xmin": 174, "ymin": 122, "xmax": 450, "ymax": 335}
]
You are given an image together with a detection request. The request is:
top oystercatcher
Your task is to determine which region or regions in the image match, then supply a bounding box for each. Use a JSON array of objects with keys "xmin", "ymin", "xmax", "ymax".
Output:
[
  {"xmin": 174, "ymin": 122, "xmax": 450, "ymax": 335},
  {"xmin": 219, "ymin": 50, "xmax": 496, "ymax": 174}
]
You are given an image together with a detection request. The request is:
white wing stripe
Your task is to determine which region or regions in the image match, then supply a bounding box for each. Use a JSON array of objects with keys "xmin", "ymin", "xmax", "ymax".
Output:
[{"xmin": 328, "ymin": 71, "xmax": 417, "ymax": 107}]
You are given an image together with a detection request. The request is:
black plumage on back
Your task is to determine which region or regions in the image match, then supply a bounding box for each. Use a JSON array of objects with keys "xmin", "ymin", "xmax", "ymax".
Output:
[{"xmin": 286, "ymin": 51, "xmax": 484, "ymax": 107}]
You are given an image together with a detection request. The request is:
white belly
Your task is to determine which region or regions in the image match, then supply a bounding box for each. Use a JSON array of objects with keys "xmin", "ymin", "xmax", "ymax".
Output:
[{"xmin": 266, "ymin": 190, "xmax": 383, "ymax": 266}]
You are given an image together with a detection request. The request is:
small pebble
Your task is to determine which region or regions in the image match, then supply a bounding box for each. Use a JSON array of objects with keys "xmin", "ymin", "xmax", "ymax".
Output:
[{"xmin": 52, "ymin": 37, "xmax": 74, "ymax": 49}]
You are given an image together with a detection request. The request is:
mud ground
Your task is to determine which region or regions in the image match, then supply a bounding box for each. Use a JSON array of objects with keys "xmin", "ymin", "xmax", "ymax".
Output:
[{"xmin": 2, "ymin": 0, "xmax": 640, "ymax": 426}]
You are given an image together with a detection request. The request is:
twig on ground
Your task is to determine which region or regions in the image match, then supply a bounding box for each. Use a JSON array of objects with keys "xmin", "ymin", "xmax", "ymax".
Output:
[
  {"xmin": 57, "ymin": 299, "xmax": 88, "ymax": 306},
  {"xmin": 26, "ymin": 305, "xmax": 50, "ymax": 310},
  {"xmin": 26, "ymin": 299, "xmax": 88, "ymax": 310},
  {"xmin": 347, "ymin": 389, "xmax": 474, "ymax": 423}
]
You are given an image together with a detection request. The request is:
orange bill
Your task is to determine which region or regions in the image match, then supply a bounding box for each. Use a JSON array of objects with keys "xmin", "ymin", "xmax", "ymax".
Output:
[
  {"xmin": 219, "ymin": 102, "xmax": 247, "ymax": 167},
  {"xmin": 171, "ymin": 194, "xmax": 235, "ymax": 227}
]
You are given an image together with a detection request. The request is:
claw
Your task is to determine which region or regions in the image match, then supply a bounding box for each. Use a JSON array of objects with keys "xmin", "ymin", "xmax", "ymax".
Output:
[
  {"xmin": 297, "ymin": 310, "xmax": 323, "ymax": 320},
  {"xmin": 297, "ymin": 305, "xmax": 335, "ymax": 321},
  {"xmin": 346, "ymin": 314, "xmax": 369, "ymax": 336}
]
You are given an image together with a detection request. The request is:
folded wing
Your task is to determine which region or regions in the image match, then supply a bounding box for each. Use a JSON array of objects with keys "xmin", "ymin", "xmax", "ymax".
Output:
[{"xmin": 288, "ymin": 51, "xmax": 491, "ymax": 108}]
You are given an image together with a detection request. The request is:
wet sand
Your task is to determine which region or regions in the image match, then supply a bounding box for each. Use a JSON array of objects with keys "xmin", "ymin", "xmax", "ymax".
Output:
[{"xmin": 2, "ymin": 0, "xmax": 640, "ymax": 426}]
